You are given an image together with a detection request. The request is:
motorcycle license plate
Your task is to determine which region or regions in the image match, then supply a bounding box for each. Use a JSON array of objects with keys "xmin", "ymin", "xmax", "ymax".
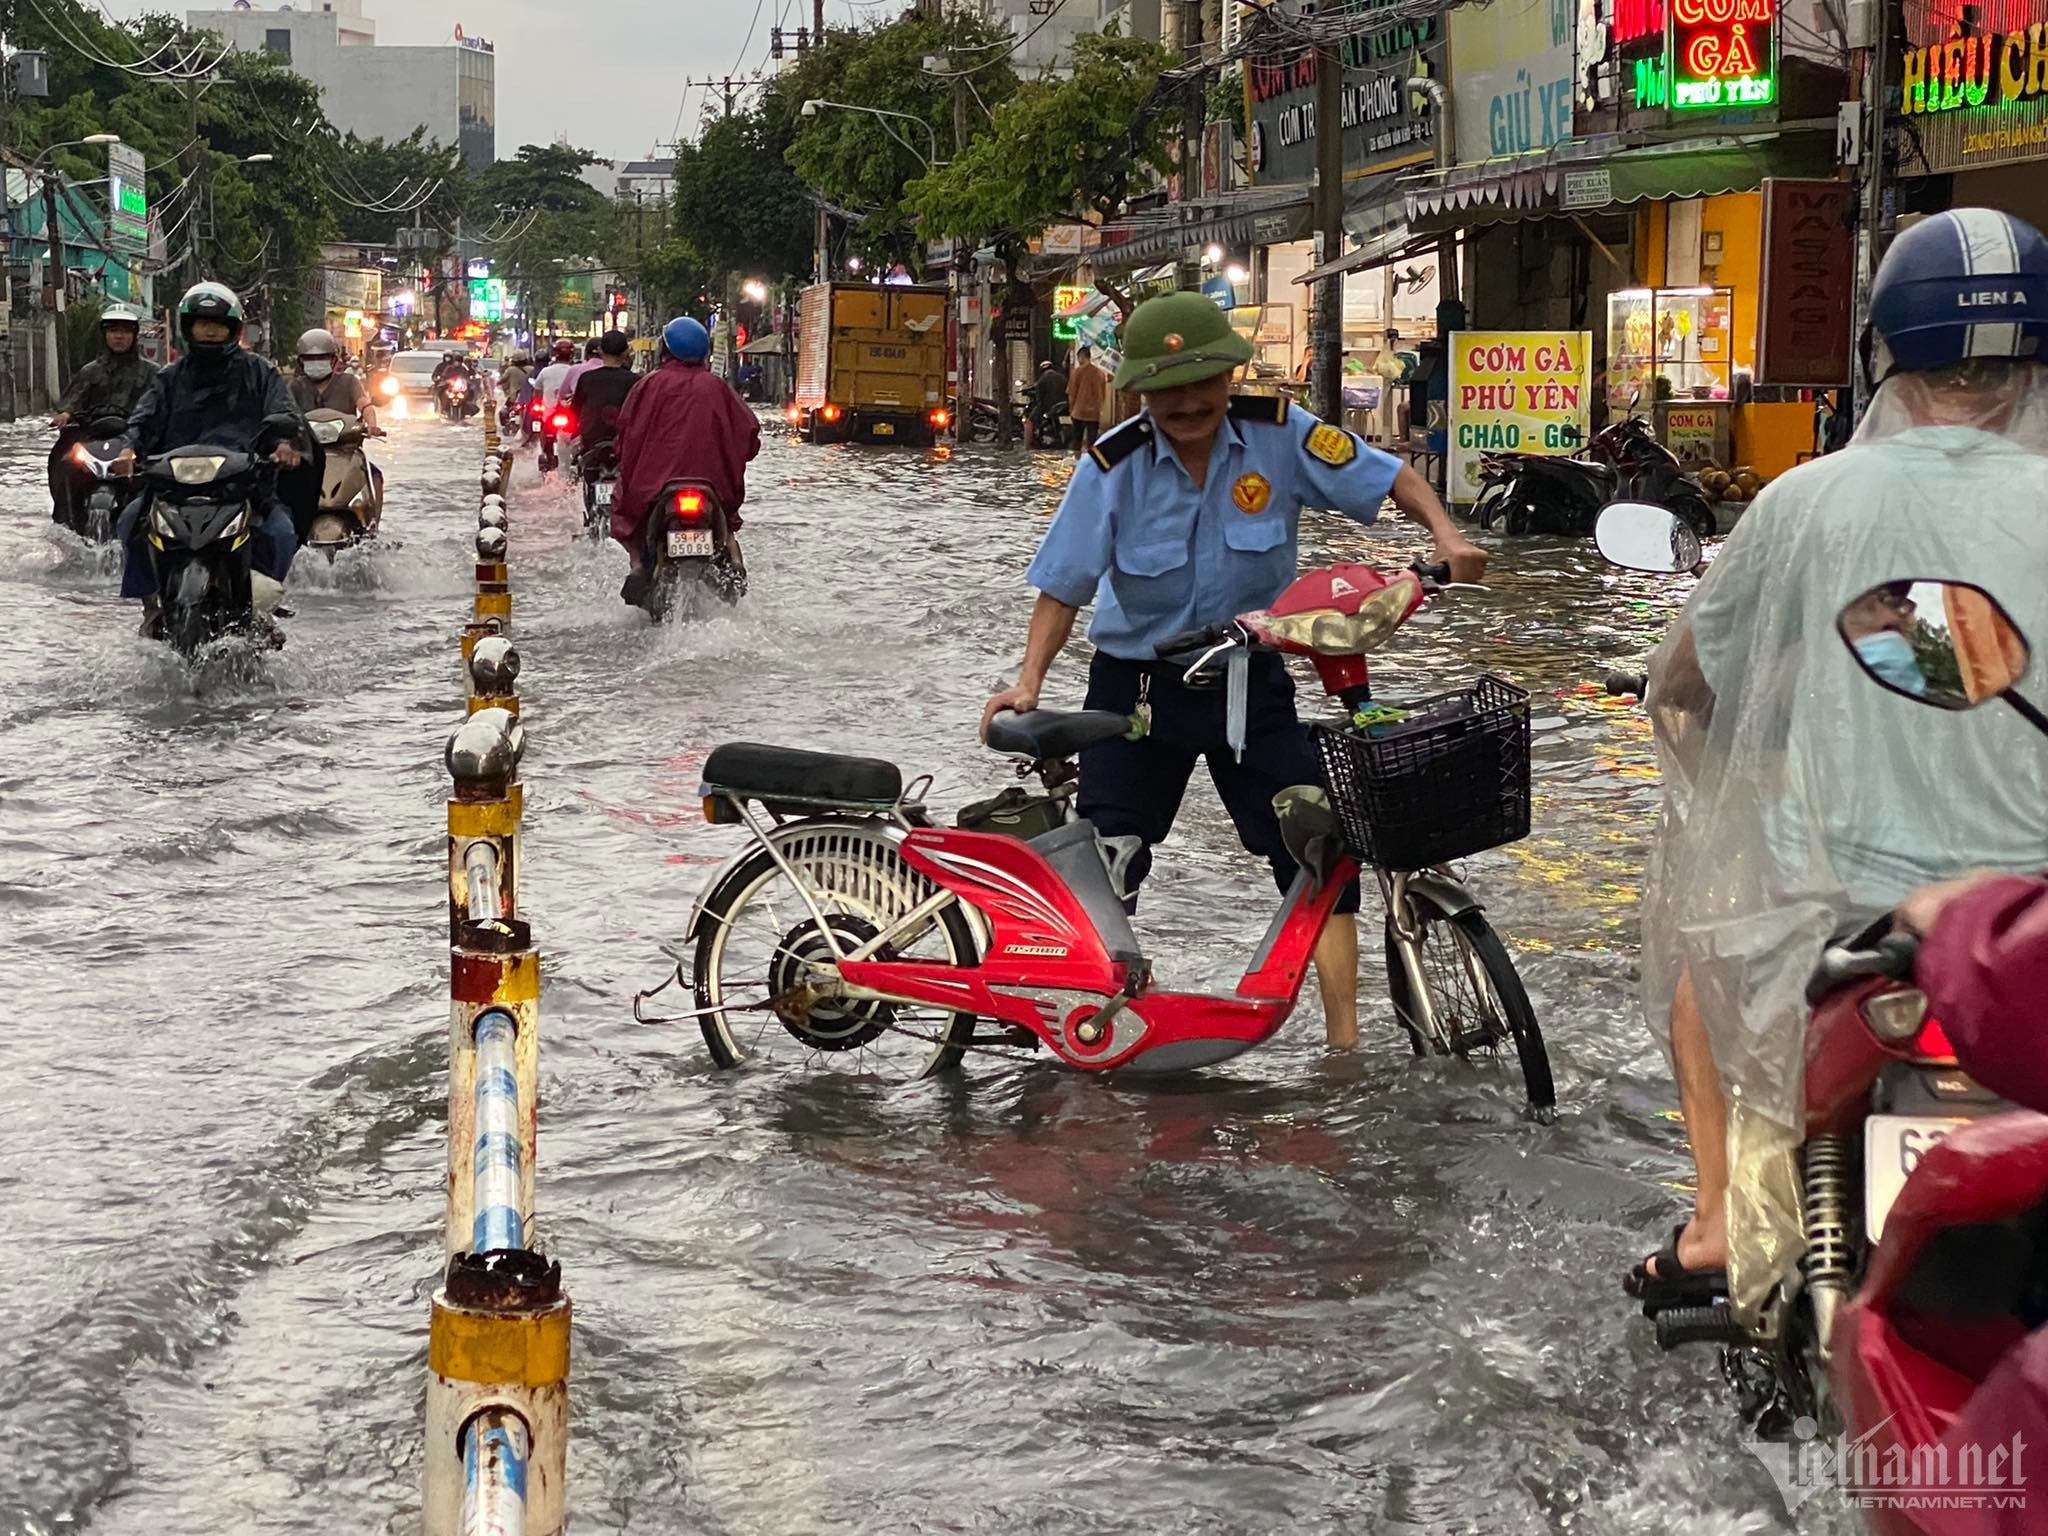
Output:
[
  {"xmin": 667, "ymin": 528, "xmax": 716, "ymax": 559},
  {"xmin": 1864, "ymin": 1115, "xmax": 1971, "ymax": 1242},
  {"xmin": 594, "ymin": 482, "xmax": 615, "ymax": 507},
  {"xmin": 871, "ymin": 422, "xmax": 895, "ymax": 437}
]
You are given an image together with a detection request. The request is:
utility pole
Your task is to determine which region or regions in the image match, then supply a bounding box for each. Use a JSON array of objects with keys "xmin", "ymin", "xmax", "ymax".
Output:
[
  {"xmin": 182, "ymin": 75, "xmax": 206, "ymax": 288},
  {"xmin": 949, "ymin": 45, "xmax": 971, "ymax": 435},
  {"xmin": 42, "ymin": 165, "xmax": 67, "ymax": 392},
  {"xmin": 1309, "ymin": 37, "xmax": 1344, "ymax": 425},
  {"xmin": 685, "ymin": 76, "xmax": 750, "ymax": 119},
  {"xmin": 1849, "ymin": 1, "xmax": 1890, "ymax": 421}
]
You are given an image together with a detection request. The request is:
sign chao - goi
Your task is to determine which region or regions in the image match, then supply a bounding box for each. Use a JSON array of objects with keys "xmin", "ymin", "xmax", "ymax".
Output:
[
  {"xmin": 1758, "ymin": 178, "xmax": 1854, "ymax": 387},
  {"xmin": 1448, "ymin": 331, "xmax": 1593, "ymax": 503}
]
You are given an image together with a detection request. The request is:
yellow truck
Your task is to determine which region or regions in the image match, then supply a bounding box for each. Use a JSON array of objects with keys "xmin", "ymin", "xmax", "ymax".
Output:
[{"xmin": 793, "ymin": 281, "xmax": 949, "ymax": 445}]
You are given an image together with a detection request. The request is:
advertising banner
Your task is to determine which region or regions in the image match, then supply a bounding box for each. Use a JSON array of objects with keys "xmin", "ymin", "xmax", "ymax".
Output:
[
  {"xmin": 108, "ymin": 142, "xmax": 147, "ymax": 251},
  {"xmin": 1448, "ymin": 330, "xmax": 1593, "ymax": 503},
  {"xmin": 1246, "ymin": 0, "xmax": 1435, "ymax": 184},
  {"xmin": 1450, "ymin": 0, "xmax": 1574, "ymax": 161},
  {"xmin": 1897, "ymin": 0, "xmax": 2048, "ymax": 174}
]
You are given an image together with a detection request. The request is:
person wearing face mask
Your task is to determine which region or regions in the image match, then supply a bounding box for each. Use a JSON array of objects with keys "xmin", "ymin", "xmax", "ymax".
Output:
[
  {"xmin": 981, "ymin": 291, "xmax": 1488, "ymax": 1052},
  {"xmin": 112, "ymin": 282, "xmax": 306, "ymax": 634},
  {"xmin": 1839, "ymin": 584, "xmax": 1928, "ymax": 696},
  {"xmin": 288, "ymin": 328, "xmax": 379, "ymax": 434}
]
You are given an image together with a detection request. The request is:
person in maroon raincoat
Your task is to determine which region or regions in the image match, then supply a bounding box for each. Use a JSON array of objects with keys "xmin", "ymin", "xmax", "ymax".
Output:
[{"xmin": 611, "ymin": 316, "xmax": 760, "ymax": 601}]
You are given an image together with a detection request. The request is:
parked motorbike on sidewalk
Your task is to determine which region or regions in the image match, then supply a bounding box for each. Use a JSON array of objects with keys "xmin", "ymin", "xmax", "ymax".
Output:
[
  {"xmin": 1477, "ymin": 412, "xmax": 1716, "ymax": 540},
  {"xmin": 298, "ymin": 407, "xmax": 385, "ymax": 556},
  {"xmin": 55, "ymin": 415, "xmax": 135, "ymax": 542},
  {"xmin": 1598, "ymin": 499, "xmax": 2047, "ymax": 1458},
  {"xmin": 627, "ymin": 481, "xmax": 744, "ymax": 620},
  {"xmin": 138, "ymin": 413, "xmax": 300, "ymax": 655},
  {"xmin": 638, "ymin": 559, "xmax": 1554, "ymax": 1110}
]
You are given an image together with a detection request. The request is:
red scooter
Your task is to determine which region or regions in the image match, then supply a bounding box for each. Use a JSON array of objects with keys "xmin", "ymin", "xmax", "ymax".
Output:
[
  {"xmin": 1599, "ymin": 502, "xmax": 2048, "ymax": 1502},
  {"xmin": 639, "ymin": 559, "xmax": 1553, "ymax": 1108}
]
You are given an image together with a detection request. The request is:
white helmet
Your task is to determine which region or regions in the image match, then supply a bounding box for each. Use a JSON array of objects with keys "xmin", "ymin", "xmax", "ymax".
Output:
[
  {"xmin": 100, "ymin": 303, "xmax": 143, "ymax": 328},
  {"xmin": 296, "ymin": 327, "xmax": 340, "ymax": 358}
]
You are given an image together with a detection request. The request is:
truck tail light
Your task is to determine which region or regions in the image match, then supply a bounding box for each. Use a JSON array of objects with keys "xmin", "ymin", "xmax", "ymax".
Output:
[
  {"xmin": 820, "ymin": 404, "xmax": 841, "ymax": 422},
  {"xmin": 929, "ymin": 409, "xmax": 949, "ymax": 428},
  {"xmin": 785, "ymin": 406, "xmax": 800, "ymax": 423}
]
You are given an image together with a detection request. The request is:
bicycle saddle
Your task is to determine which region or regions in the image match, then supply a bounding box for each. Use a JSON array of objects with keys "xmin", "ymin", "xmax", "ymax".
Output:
[{"xmin": 986, "ymin": 709, "xmax": 1131, "ymax": 760}]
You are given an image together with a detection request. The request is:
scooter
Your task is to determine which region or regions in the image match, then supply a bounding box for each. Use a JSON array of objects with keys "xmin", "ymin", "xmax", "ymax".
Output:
[
  {"xmin": 629, "ymin": 480, "xmax": 744, "ymax": 620},
  {"xmin": 138, "ymin": 412, "xmax": 300, "ymax": 655},
  {"xmin": 57, "ymin": 414, "xmax": 134, "ymax": 542},
  {"xmin": 300, "ymin": 407, "xmax": 385, "ymax": 555},
  {"xmin": 578, "ymin": 437, "xmax": 618, "ymax": 538},
  {"xmin": 537, "ymin": 404, "xmax": 571, "ymax": 474},
  {"xmin": 1596, "ymin": 500, "xmax": 2045, "ymax": 1447},
  {"xmin": 436, "ymin": 371, "xmax": 479, "ymax": 421},
  {"xmin": 1478, "ymin": 414, "xmax": 1716, "ymax": 540},
  {"xmin": 637, "ymin": 559, "xmax": 1554, "ymax": 1107}
]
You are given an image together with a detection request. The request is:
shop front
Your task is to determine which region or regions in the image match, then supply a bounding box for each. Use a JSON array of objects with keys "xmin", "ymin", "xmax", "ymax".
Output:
[{"xmin": 1895, "ymin": 0, "xmax": 2048, "ymax": 231}]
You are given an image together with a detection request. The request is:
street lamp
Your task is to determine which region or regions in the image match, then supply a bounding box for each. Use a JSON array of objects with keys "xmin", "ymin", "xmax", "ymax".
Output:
[
  {"xmin": 799, "ymin": 98, "xmax": 944, "ymax": 171},
  {"xmin": 741, "ymin": 278, "xmax": 768, "ymax": 303},
  {"xmin": 240, "ymin": 153, "xmax": 274, "ymax": 166}
]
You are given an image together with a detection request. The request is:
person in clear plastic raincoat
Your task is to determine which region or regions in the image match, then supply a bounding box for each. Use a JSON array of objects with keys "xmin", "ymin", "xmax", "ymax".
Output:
[{"xmin": 1627, "ymin": 208, "xmax": 2048, "ymax": 1320}]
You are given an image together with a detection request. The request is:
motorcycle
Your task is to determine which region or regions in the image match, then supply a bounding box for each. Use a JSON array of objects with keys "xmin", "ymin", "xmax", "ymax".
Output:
[
  {"xmin": 1477, "ymin": 413, "xmax": 1716, "ymax": 540},
  {"xmin": 1026, "ymin": 393, "xmax": 1071, "ymax": 450},
  {"xmin": 637, "ymin": 559, "xmax": 1554, "ymax": 1109},
  {"xmin": 1597, "ymin": 499, "xmax": 2048, "ymax": 1456},
  {"xmin": 138, "ymin": 412, "xmax": 301, "ymax": 655},
  {"xmin": 578, "ymin": 437, "xmax": 618, "ymax": 537},
  {"xmin": 435, "ymin": 370, "xmax": 479, "ymax": 421},
  {"xmin": 537, "ymin": 403, "xmax": 571, "ymax": 474},
  {"xmin": 629, "ymin": 480, "xmax": 744, "ymax": 620},
  {"xmin": 56, "ymin": 414, "xmax": 135, "ymax": 542},
  {"xmin": 300, "ymin": 407, "xmax": 384, "ymax": 555}
]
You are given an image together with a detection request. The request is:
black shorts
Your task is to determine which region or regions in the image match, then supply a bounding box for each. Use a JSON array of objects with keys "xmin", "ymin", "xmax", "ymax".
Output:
[{"xmin": 1077, "ymin": 651, "xmax": 1361, "ymax": 914}]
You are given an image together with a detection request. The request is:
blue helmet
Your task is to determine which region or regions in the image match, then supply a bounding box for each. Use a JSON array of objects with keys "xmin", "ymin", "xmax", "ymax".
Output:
[
  {"xmin": 1865, "ymin": 209, "xmax": 2048, "ymax": 385},
  {"xmin": 663, "ymin": 316, "xmax": 710, "ymax": 363}
]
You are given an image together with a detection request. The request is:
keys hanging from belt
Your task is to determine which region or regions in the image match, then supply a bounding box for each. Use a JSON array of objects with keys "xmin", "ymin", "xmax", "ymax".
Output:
[{"xmin": 1225, "ymin": 646, "xmax": 1248, "ymax": 762}]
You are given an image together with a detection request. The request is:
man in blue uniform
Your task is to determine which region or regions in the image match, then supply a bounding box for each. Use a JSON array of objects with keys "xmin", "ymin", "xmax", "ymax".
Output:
[{"xmin": 982, "ymin": 291, "xmax": 1488, "ymax": 1049}]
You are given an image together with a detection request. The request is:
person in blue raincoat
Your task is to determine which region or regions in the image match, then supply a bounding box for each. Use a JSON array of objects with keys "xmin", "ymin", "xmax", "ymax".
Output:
[{"xmin": 981, "ymin": 291, "xmax": 1488, "ymax": 1050}]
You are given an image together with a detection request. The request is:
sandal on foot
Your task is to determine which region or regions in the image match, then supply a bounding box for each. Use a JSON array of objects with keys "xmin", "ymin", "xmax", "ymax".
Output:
[{"xmin": 1623, "ymin": 1223, "xmax": 1727, "ymax": 1307}]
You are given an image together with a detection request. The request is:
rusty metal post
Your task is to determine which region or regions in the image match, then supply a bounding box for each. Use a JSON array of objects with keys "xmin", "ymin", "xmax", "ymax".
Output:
[{"xmin": 425, "ymin": 1251, "xmax": 569, "ymax": 1535}]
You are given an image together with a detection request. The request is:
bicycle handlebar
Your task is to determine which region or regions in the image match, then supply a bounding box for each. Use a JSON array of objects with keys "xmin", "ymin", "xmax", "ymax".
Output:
[{"xmin": 1152, "ymin": 561, "xmax": 1454, "ymax": 661}]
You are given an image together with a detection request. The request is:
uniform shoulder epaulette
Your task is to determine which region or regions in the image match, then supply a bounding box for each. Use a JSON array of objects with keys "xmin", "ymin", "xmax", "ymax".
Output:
[
  {"xmin": 1228, "ymin": 394, "xmax": 1289, "ymax": 425},
  {"xmin": 1089, "ymin": 416, "xmax": 1154, "ymax": 472}
]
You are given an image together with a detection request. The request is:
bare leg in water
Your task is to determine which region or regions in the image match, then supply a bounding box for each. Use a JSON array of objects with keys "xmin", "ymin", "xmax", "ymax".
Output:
[{"xmin": 1651, "ymin": 965, "xmax": 1730, "ymax": 1276}]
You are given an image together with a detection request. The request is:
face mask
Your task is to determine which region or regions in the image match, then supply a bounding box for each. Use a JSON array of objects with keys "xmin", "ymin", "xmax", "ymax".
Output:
[
  {"xmin": 302, "ymin": 358, "xmax": 334, "ymax": 380},
  {"xmin": 1853, "ymin": 630, "xmax": 1928, "ymax": 695}
]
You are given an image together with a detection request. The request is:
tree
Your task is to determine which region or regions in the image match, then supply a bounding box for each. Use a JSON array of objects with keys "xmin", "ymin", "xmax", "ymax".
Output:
[
  {"xmin": 471, "ymin": 143, "xmax": 615, "ymax": 338},
  {"xmin": 330, "ymin": 129, "xmax": 465, "ymax": 247},
  {"xmin": 669, "ymin": 109, "xmax": 814, "ymax": 286},
  {"xmin": 903, "ymin": 33, "xmax": 1173, "ymax": 242}
]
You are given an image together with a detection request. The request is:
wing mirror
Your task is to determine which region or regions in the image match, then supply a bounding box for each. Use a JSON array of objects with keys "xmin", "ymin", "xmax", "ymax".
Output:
[
  {"xmin": 1836, "ymin": 580, "xmax": 2047, "ymax": 735},
  {"xmin": 1593, "ymin": 500, "xmax": 1704, "ymax": 575}
]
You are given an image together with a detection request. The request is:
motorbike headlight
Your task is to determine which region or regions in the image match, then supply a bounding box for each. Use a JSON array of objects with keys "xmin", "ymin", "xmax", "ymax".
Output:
[
  {"xmin": 314, "ymin": 421, "xmax": 344, "ymax": 444},
  {"xmin": 170, "ymin": 455, "xmax": 228, "ymax": 486},
  {"xmin": 379, "ymin": 376, "xmax": 400, "ymax": 397}
]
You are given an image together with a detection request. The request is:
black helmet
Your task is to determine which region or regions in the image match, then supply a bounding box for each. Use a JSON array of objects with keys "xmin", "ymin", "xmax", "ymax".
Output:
[
  {"xmin": 178, "ymin": 281, "xmax": 244, "ymax": 367},
  {"xmin": 599, "ymin": 329, "xmax": 630, "ymax": 357}
]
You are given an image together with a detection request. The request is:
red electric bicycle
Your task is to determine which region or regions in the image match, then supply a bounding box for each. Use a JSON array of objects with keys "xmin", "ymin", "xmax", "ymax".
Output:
[{"xmin": 638, "ymin": 559, "xmax": 1554, "ymax": 1111}]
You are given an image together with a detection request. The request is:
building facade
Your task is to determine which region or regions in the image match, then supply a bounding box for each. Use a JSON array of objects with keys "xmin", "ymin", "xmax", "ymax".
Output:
[{"xmin": 187, "ymin": 2, "xmax": 497, "ymax": 171}]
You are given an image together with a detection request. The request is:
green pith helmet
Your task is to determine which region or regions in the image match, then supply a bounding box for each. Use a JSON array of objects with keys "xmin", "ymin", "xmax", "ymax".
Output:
[{"xmin": 1112, "ymin": 290, "xmax": 1253, "ymax": 393}]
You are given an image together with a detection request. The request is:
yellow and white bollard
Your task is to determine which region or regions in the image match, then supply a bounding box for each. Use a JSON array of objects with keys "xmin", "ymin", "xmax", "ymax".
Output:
[
  {"xmin": 467, "ymin": 636, "xmax": 521, "ymax": 718},
  {"xmin": 424, "ymin": 1250, "xmax": 569, "ymax": 1535},
  {"xmin": 447, "ymin": 707, "xmax": 523, "ymax": 943},
  {"xmin": 475, "ymin": 527, "xmax": 511, "ymax": 629},
  {"xmin": 447, "ymin": 943, "xmax": 539, "ymax": 1259}
]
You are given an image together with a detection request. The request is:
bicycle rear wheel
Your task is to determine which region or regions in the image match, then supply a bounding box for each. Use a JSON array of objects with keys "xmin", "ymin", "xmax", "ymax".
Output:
[
  {"xmin": 693, "ymin": 828, "xmax": 980, "ymax": 1081},
  {"xmin": 1384, "ymin": 892, "xmax": 1555, "ymax": 1116}
]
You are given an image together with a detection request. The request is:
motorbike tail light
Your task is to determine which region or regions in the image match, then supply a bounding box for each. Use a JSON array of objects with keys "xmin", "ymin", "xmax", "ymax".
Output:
[
  {"xmin": 71, "ymin": 443, "xmax": 91, "ymax": 465},
  {"xmin": 529, "ymin": 401, "xmax": 544, "ymax": 417},
  {"xmin": 675, "ymin": 489, "xmax": 707, "ymax": 522},
  {"xmin": 820, "ymin": 404, "xmax": 841, "ymax": 422},
  {"xmin": 929, "ymin": 409, "xmax": 950, "ymax": 428},
  {"xmin": 1862, "ymin": 988, "xmax": 1928, "ymax": 1042},
  {"xmin": 550, "ymin": 411, "xmax": 572, "ymax": 430}
]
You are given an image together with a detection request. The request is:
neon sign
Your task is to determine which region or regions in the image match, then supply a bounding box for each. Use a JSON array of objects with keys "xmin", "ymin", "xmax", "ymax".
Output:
[
  {"xmin": 1901, "ymin": 25, "xmax": 2048, "ymax": 116},
  {"xmin": 1670, "ymin": 0, "xmax": 1776, "ymax": 109},
  {"xmin": 1614, "ymin": 0, "xmax": 1667, "ymax": 47}
]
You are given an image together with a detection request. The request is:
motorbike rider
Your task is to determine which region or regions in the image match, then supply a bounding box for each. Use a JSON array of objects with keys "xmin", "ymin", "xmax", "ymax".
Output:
[
  {"xmin": 611, "ymin": 315, "xmax": 760, "ymax": 605},
  {"xmin": 558, "ymin": 338, "xmax": 603, "ymax": 408},
  {"xmin": 289, "ymin": 328, "xmax": 380, "ymax": 434},
  {"xmin": 499, "ymin": 350, "xmax": 532, "ymax": 400},
  {"xmin": 1024, "ymin": 358, "xmax": 1069, "ymax": 448},
  {"xmin": 534, "ymin": 339, "xmax": 578, "ymax": 413},
  {"xmin": 1625, "ymin": 208, "xmax": 2048, "ymax": 1314},
  {"xmin": 50, "ymin": 303, "xmax": 156, "ymax": 523},
  {"xmin": 112, "ymin": 281, "xmax": 307, "ymax": 634},
  {"xmin": 569, "ymin": 330, "xmax": 637, "ymax": 460},
  {"xmin": 981, "ymin": 291, "xmax": 1488, "ymax": 1049}
]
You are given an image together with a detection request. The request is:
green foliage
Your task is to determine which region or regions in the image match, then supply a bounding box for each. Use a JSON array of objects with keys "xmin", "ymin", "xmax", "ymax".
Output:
[
  {"xmin": 332, "ymin": 129, "xmax": 465, "ymax": 246},
  {"xmin": 904, "ymin": 33, "xmax": 1173, "ymax": 243},
  {"xmin": 771, "ymin": 14, "xmax": 1017, "ymax": 259},
  {"xmin": 669, "ymin": 110, "xmax": 815, "ymax": 286}
]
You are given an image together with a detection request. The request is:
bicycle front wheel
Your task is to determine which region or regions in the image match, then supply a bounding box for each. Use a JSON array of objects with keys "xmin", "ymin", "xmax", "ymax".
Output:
[{"xmin": 1384, "ymin": 894, "xmax": 1555, "ymax": 1116}]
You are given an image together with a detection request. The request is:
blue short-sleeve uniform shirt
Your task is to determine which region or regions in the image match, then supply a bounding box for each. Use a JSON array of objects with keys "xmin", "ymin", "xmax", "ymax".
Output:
[{"xmin": 1024, "ymin": 396, "xmax": 1402, "ymax": 661}]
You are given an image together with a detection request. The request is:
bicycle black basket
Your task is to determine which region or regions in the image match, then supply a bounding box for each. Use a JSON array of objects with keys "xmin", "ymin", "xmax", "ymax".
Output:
[{"xmin": 1313, "ymin": 673, "xmax": 1532, "ymax": 870}]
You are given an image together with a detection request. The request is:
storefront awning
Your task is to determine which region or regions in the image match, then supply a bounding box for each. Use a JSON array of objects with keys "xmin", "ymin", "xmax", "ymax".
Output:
[
  {"xmin": 1403, "ymin": 128, "xmax": 1839, "ymax": 232},
  {"xmin": 1093, "ymin": 189, "xmax": 1313, "ymax": 273},
  {"xmin": 1293, "ymin": 224, "xmax": 1444, "ymax": 285}
]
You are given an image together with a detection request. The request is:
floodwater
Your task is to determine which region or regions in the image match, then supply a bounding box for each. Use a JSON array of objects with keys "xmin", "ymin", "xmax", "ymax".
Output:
[{"xmin": 0, "ymin": 408, "xmax": 1852, "ymax": 1534}]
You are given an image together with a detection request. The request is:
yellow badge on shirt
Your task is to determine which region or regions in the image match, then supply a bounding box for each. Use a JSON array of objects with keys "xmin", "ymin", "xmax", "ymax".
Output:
[
  {"xmin": 1305, "ymin": 423, "xmax": 1357, "ymax": 467},
  {"xmin": 1231, "ymin": 472, "xmax": 1272, "ymax": 514}
]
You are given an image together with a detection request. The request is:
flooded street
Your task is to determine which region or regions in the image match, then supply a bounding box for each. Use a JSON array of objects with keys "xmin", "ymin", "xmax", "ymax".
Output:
[{"xmin": 0, "ymin": 410, "xmax": 1848, "ymax": 1534}]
